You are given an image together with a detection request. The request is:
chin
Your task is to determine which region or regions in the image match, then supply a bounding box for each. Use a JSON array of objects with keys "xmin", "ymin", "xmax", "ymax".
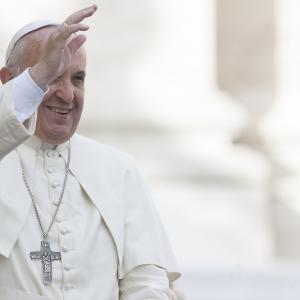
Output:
[
  {"xmin": 51, "ymin": 133, "xmax": 73, "ymax": 143},
  {"xmin": 35, "ymin": 118, "xmax": 79, "ymax": 144}
]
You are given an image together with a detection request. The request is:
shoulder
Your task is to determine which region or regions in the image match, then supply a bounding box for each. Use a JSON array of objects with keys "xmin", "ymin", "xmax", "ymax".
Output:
[{"xmin": 71, "ymin": 133, "xmax": 137, "ymax": 171}]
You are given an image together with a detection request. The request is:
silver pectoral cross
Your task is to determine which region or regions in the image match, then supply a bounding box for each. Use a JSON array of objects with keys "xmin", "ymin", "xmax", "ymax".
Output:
[{"xmin": 30, "ymin": 240, "xmax": 61, "ymax": 284}]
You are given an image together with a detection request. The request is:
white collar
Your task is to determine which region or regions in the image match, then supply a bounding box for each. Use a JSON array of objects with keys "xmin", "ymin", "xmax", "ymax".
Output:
[{"xmin": 24, "ymin": 135, "xmax": 69, "ymax": 153}]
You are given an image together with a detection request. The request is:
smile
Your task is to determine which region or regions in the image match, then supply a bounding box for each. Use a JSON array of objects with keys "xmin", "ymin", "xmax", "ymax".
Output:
[{"xmin": 46, "ymin": 106, "xmax": 72, "ymax": 115}]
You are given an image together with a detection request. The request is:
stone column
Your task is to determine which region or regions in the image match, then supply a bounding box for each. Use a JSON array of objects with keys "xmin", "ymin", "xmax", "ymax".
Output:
[
  {"xmin": 217, "ymin": 0, "xmax": 276, "ymax": 144},
  {"xmin": 260, "ymin": 0, "xmax": 300, "ymax": 260}
]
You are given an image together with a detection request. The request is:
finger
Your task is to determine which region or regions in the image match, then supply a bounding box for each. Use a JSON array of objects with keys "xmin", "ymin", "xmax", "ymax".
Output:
[
  {"xmin": 67, "ymin": 35, "xmax": 87, "ymax": 55},
  {"xmin": 54, "ymin": 23, "xmax": 89, "ymax": 42},
  {"xmin": 64, "ymin": 4, "xmax": 97, "ymax": 26},
  {"xmin": 63, "ymin": 23, "xmax": 89, "ymax": 35}
]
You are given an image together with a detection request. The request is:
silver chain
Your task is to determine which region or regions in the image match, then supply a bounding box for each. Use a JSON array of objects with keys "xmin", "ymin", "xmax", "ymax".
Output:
[{"xmin": 16, "ymin": 144, "xmax": 71, "ymax": 241}]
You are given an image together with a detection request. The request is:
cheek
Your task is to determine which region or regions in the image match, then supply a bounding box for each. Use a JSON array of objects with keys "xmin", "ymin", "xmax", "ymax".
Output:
[
  {"xmin": 38, "ymin": 91, "xmax": 54, "ymax": 109},
  {"xmin": 77, "ymin": 97, "xmax": 84, "ymax": 110},
  {"xmin": 75, "ymin": 91, "xmax": 84, "ymax": 110},
  {"xmin": 73, "ymin": 94, "xmax": 84, "ymax": 120}
]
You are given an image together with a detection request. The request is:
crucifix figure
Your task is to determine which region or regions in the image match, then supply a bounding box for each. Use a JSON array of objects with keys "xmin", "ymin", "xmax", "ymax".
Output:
[{"xmin": 30, "ymin": 240, "xmax": 61, "ymax": 284}]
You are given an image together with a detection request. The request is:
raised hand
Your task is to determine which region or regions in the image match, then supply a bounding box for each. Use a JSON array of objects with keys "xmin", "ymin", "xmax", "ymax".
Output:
[{"xmin": 30, "ymin": 4, "xmax": 97, "ymax": 88}]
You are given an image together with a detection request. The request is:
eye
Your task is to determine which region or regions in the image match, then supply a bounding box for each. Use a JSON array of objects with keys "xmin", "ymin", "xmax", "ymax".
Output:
[
  {"xmin": 74, "ymin": 75, "xmax": 85, "ymax": 81},
  {"xmin": 73, "ymin": 71, "xmax": 86, "ymax": 83}
]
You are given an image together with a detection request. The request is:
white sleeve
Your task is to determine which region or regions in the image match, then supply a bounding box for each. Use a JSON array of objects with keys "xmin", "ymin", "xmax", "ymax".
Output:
[
  {"xmin": 0, "ymin": 68, "xmax": 47, "ymax": 160},
  {"xmin": 12, "ymin": 68, "xmax": 48, "ymax": 123},
  {"xmin": 119, "ymin": 265, "xmax": 171, "ymax": 300}
]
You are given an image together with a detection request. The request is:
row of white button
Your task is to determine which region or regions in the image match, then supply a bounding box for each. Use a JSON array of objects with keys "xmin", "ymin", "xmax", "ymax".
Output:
[
  {"xmin": 46, "ymin": 150, "xmax": 59, "ymax": 158},
  {"xmin": 47, "ymin": 167, "xmax": 55, "ymax": 174},
  {"xmin": 61, "ymin": 227, "xmax": 70, "ymax": 235},
  {"xmin": 45, "ymin": 153, "xmax": 75, "ymax": 291},
  {"xmin": 51, "ymin": 180, "xmax": 61, "ymax": 188}
]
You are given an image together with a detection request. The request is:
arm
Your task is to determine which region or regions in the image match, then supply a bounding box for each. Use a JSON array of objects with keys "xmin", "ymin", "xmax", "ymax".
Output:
[
  {"xmin": 118, "ymin": 159, "xmax": 181, "ymax": 299},
  {"xmin": 119, "ymin": 265, "xmax": 170, "ymax": 300},
  {"xmin": 0, "ymin": 71, "xmax": 43, "ymax": 160}
]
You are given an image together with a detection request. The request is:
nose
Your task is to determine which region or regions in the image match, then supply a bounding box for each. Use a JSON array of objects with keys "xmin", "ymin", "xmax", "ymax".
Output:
[{"xmin": 54, "ymin": 79, "xmax": 74, "ymax": 103}]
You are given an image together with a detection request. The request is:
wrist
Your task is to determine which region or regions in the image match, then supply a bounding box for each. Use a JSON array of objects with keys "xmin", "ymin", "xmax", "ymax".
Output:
[{"xmin": 29, "ymin": 66, "xmax": 49, "ymax": 91}]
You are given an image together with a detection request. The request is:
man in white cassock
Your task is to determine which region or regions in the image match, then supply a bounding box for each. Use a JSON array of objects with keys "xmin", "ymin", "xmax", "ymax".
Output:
[{"xmin": 0, "ymin": 5, "xmax": 180, "ymax": 300}]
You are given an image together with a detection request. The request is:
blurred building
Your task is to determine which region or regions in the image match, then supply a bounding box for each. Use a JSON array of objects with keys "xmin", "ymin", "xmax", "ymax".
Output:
[{"xmin": 1, "ymin": 0, "xmax": 300, "ymax": 299}]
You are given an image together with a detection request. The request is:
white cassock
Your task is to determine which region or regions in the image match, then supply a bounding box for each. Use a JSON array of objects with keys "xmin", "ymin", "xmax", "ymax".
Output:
[{"xmin": 0, "ymin": 70, "xmax": 180, "ymax": 300}]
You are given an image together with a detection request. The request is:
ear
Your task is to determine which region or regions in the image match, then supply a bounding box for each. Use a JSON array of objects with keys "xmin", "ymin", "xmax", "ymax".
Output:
[{"xmin": 0, "ymin": 67, "xmax": 14, "ymax": 84}]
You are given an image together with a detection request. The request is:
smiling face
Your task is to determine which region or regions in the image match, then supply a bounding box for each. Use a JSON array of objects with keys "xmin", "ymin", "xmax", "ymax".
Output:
[
  {"xmin": 9, "ymin": 27, "xmax": 87, "ymax": 144},
  {"xmin": 35, "ymin": 48, "xmax": 86, "ymax": 144}
]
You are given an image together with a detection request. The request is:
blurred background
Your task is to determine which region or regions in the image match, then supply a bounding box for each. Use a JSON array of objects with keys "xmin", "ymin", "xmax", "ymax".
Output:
[{"xmin": 2, "ymin": 0, "xmax": 300, "ymax": 299}]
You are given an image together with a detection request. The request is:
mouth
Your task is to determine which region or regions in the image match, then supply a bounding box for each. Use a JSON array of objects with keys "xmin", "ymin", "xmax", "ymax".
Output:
[{"xmin": 46, "ymin": 106, "xmax": 72, "ymax": 115}]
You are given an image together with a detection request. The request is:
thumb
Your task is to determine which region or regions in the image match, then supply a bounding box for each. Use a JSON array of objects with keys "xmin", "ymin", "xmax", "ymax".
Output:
[{"xmin": 67, "ymin": 35, "xmax": 87, "ymax": 55}]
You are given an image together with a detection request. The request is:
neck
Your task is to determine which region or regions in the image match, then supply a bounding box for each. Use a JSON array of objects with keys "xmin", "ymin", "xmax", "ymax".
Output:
[{"xmin": 35, "ymin": 132, "xmax": 69, "ymax": 146}]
